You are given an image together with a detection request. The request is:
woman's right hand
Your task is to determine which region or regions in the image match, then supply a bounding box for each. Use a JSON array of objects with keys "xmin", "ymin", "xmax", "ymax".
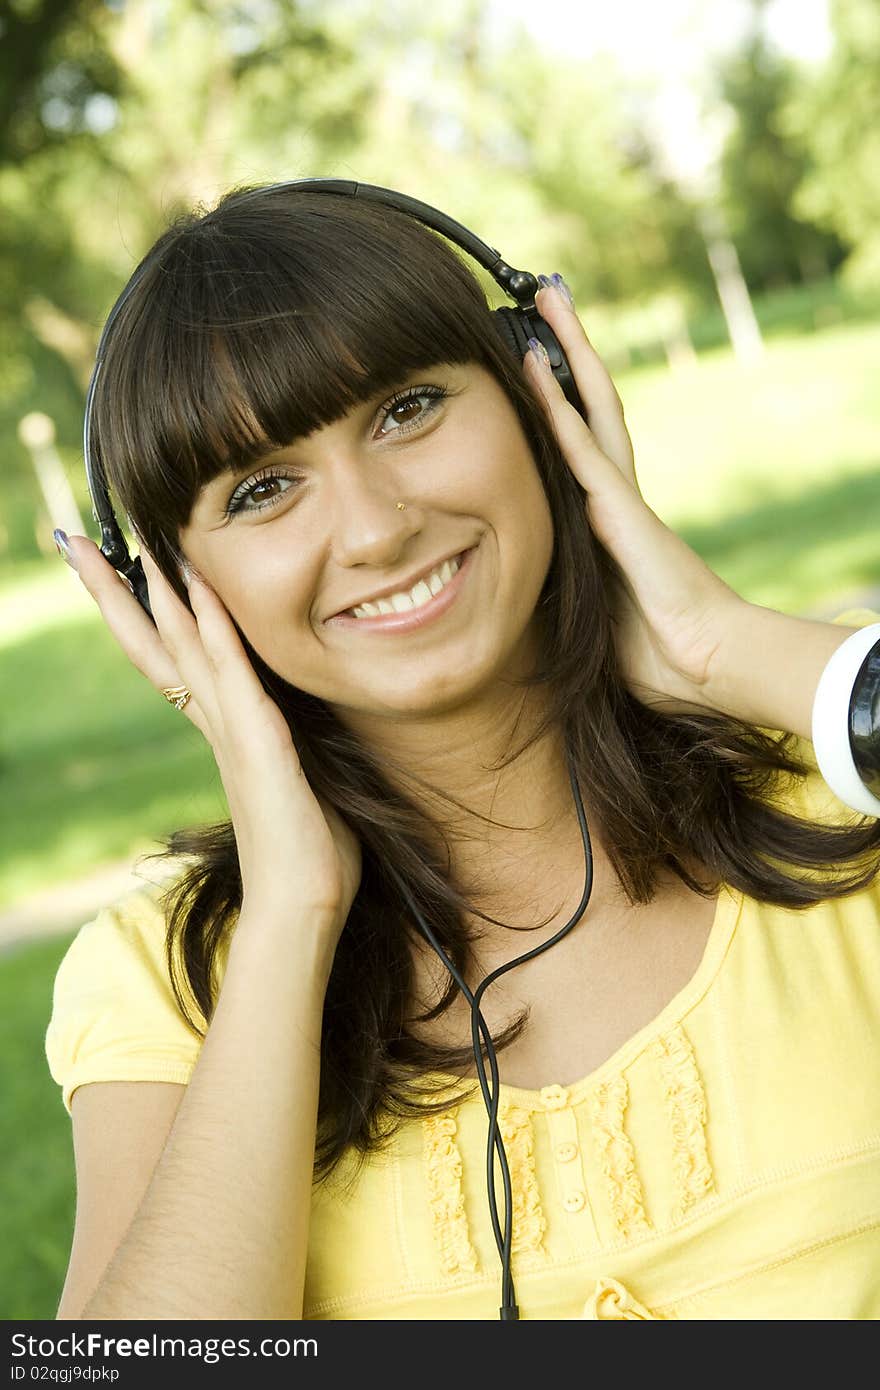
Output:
[{"xmin": 63, "ymin": 537, "xmax": 363, "ymax": 941}]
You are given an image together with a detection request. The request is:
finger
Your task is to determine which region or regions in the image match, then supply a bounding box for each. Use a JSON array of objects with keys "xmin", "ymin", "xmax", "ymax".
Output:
[
  {"xmin": 534, "ymin": 280, "xmax": 637, "ymax": 486},
  {"xmin": 67, "ymin": 534, "xmax": 194, "ymax": 687},
  {"xmin": 67, "ymin": 535, "xmax": 213, "ymax": 738},
  {"xmin": 523, "ymin": 345, "xmax": 634, "ymax": 497},
  {"xmin": 142, "ymin": 552, "xmax": 291, "ymax": 752},
  {"xmin": 137, "ymin": 549, "xmax": 222, "ymax": 727}
]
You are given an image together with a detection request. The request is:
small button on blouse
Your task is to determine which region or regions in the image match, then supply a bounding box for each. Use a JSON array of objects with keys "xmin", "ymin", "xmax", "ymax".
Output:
[{"xmin": 540, "ymin": 1083, "xmax": 569, "ymax": 1111}]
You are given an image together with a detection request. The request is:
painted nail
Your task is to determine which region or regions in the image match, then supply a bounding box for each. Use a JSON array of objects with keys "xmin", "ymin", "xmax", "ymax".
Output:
[
  {"xmin": 527, "ymin": 336, "xmax": 552, "ymax": 371},
  {"xmin": 550, "ymin": 272, "xmax": 576, "ymax": 309},
  {"xmin": 53, "ymin": 528, "xmax": 78, "ymax": 571},
  {"xmin": 537, "ymin": 272, "xmax": 575, "ymax": 311}
]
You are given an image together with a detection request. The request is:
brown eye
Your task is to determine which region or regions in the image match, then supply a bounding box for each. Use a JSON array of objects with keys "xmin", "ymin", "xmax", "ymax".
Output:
[
  {"xmin": 390, "ymin": 398, "xmax": 424, "ymax": 426},
  {"xmin": 225, "ymin": 471, "xmax": 301, "ymax": 517},
  {"xmin": 377, "ymin": 385, "xmax": 449, "ymax": 438}
]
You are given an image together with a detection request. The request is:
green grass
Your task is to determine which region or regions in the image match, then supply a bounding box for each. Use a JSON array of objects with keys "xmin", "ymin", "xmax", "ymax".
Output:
[
  {"xmin": 0, "ymin": 931, "xmax": 78, "ymax": 1319},
  {"xmin": 623, "ymin": 320, "xmax": 880, "ymax": 522},
  {"xmin": 620, "ymin": 319, "xmax": 880, "ymax": 613},
  {"xmin": 0, "ymin": 596, "xmax": 226, "ymax": 909}
]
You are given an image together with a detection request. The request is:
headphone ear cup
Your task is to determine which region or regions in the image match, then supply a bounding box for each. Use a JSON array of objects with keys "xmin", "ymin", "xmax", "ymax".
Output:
[
  {"xmin": 491, "ymin": 306, "xmax": 587, "ymax": 420},
  {"xmin": 491, "ymin": 306, "xmax": 532, "ymax": 360}
]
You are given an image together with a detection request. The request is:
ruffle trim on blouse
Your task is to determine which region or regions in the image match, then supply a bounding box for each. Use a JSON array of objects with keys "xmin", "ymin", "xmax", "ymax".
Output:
[
  {"xmin": 650, "ymin": 1024, "xmax": 715, "ymax": 1220},
  {"xmin": 588, "ymin": 1074, "xmax": 652, "ymax": 1238},
  {"xmin": 498, "ymin": 1099, "xmax": 548, "ymax": 1263},
  {"xmin": 422, "ymin": 1111, "xmax": 480, "ymax": 1276},
  {"xmin": 580, "ymin": 1276, "xmax": 666, "ymax": 1320}
]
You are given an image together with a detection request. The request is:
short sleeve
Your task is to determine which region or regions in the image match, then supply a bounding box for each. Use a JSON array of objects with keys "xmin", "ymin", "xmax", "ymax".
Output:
[
  {"xmin": 45, "ymin": 879, "xmax": 208, "ymax": 1115},
  {"xmin": 830, "ymin": 609, "xmax": 880, "ymax": 627}
]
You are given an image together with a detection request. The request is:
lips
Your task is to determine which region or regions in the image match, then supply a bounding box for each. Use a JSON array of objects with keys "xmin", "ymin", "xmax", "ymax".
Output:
[
  {"xmin": 325, "ymin": 543, "xmax": 477, "ymax": 634},
  {"xmin": 330, "ymin": 548, "xmax": 469, "ymax": 619}
]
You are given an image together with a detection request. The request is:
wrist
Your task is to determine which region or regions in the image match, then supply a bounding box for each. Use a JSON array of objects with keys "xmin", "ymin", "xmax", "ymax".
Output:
[
  {"xmin": 233, "ymin": 897, "xmax": 343, "ymax": 978},
  {"xmin": 705, "ymin": 602, "xmax": 861, "ymax": 742}
]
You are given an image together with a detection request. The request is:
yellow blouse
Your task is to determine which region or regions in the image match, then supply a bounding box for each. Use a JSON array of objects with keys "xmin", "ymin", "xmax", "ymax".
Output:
[{"xmin": 45, "ymin": 610, "xmax": 880, "ymax": 1319}]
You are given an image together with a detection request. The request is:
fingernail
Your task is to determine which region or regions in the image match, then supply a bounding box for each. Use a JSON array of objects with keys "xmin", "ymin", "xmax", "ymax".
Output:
[
  {"xmin": 527, "ymin": 336, "xmax": 552, "ymax": 372},
  {"xmin": 537, "ymin": 272, "xmax": 575, "ymax": 310},
  {"xmin": 53, "ymin": 528, "xmax": 78, "ymax": 571},
  {"xmin": 179, "ymin": 559, "xmax": 191, "ymax": 590},
  {"xmin": 551, "ymin": 272, "xmax": 576, "ymax": 309}
]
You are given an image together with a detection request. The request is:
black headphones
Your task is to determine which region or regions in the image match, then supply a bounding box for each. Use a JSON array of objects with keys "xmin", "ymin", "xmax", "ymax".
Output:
[{"xmin": 82, "ymin": 178, "xmax": 594, "ymax": 1322}]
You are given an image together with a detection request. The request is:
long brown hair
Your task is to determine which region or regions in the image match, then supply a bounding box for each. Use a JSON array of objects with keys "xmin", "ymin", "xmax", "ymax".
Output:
[{"xmin": 90, "ymin": 182, "xmax": 880, "ymax": 1184}]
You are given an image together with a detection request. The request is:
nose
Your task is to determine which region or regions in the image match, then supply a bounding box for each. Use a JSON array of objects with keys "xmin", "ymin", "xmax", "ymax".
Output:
[{"xmin": 325, "ymin": 455, "xmax": 421, "ymax": 568}]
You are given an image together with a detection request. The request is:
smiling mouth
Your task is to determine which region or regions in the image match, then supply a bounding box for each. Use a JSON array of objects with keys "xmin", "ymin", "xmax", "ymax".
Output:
[{"xmin": 324, "ymin": 543, "xmax": 478, "ymax": 633}]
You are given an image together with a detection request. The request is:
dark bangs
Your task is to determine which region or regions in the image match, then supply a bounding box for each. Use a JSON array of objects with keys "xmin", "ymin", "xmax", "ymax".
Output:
[{"xmin": 90, "ymin": 186, "xmax": 502, "ymax": 564}]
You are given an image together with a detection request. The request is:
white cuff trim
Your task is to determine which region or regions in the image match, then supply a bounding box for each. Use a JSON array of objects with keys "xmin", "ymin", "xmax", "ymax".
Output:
[{"xmin": 811, "ymin": 623, "xmax": 880, "ymax": 818}]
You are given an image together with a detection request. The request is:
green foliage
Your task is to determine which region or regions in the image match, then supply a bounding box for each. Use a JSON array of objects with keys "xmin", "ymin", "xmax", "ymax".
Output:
[
  {"xmin": 0, "ymin": 0, "xmax": 116, "ymax": 166},
  {"xmin": 786, "ymin": 0, "xmax": 880, "ymax": 283},
  {"xmin": 717, "ymin": 0, "xmax": 847, "ymax": 291}
]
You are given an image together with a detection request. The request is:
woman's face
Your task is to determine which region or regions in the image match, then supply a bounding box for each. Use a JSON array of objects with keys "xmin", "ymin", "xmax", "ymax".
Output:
[{"xmin": 178, "ymin": 361, "xmax": 556, "ymax": 721}]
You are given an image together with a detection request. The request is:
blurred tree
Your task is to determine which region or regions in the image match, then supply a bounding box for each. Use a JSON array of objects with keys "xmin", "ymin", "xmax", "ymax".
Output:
[
  {"xmin": 0, "ymin": 0, "xmax": 117, "ymax": 165},
  {"xmin": 717, "ymin": 0, "xmax": 847, "ymax": 292},
  {"xmin": 485, "ymin": 49, "xmax": 710, "ymax": 309},
  {"xmin": 787, "ymin": 0, "xmax": 880, "ymax": 288},
  {"xmin": 333, "ymin": 0, "xmax": 712, "ymax": 319},
  {"xmin": 0, "ymin": 1, "xmax": 124, "ymax": 560}
]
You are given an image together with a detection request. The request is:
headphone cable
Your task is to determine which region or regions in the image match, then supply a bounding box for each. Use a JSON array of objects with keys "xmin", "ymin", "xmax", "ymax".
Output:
[{"xmin": 393, "ymin": 743, "xmax": 594, "ymax": 1319}]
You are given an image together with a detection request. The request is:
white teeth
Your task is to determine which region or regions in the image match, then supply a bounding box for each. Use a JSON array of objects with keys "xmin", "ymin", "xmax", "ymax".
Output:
[{"xmin": 350, "ymin": 553, "xmax": 463, "ymax": 619}]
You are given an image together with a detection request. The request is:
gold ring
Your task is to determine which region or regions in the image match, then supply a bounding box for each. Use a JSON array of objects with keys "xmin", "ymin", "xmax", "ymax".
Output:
[{"xmin": 161, "ymin": 684, "xmax": 192, "ymax": 711}]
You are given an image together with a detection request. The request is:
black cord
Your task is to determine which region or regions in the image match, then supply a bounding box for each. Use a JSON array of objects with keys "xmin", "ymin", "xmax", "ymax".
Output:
[
  {"xmin": 392, "ymin": 743, "xmax": 594, "ymax": 1319},
  {"xmin": 397, "ymin": 909, "xmax": 517, "ymax": 1296}
]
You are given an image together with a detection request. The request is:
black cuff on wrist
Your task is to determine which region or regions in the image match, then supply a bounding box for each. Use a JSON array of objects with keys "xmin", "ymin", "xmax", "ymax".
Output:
[{"xmin": 848, "ymin": 638, "xmax": 880, "ymax": 796}]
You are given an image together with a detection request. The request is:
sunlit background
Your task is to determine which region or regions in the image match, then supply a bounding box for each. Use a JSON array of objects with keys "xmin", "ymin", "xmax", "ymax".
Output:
[{"xmin": 1, "ymin": 0, "xmax": 878, "ymax": 1316}]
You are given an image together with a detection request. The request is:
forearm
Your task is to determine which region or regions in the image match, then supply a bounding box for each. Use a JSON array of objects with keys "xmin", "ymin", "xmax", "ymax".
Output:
[
  {"xmin": 704, "ymin": 603, "xmax": 861, "ymax": 742},
  {"xmin": 79, "ymin": 907, "xmax": 338, "ymax": 1321}
]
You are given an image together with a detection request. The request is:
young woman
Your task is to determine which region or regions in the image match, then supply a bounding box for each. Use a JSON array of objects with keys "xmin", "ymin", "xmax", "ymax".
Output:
[{"xmin": 47, "ymin": 183, "xmax": 880, "ymax": 1321}]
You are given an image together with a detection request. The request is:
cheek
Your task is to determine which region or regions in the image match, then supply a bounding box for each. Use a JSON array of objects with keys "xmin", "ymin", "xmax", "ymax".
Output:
[
  {"xmin": 491, "ymin": 434, "xmax": 555, "ymax": 557},
  {"xmin": 214, "ymin": 554, "xmax": 314, "ymax": 655}
]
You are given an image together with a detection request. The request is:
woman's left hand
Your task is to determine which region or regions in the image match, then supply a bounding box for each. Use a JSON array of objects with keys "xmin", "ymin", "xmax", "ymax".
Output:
[{"xmin": 523, "ymin": 275, "xmax": 747, "ymax": 716}]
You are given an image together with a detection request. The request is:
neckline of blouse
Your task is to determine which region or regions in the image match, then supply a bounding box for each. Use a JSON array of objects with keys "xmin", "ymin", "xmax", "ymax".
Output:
[{"xmin": 417, "ymin": 879, "xmax": 744, "ymax": 1112}]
